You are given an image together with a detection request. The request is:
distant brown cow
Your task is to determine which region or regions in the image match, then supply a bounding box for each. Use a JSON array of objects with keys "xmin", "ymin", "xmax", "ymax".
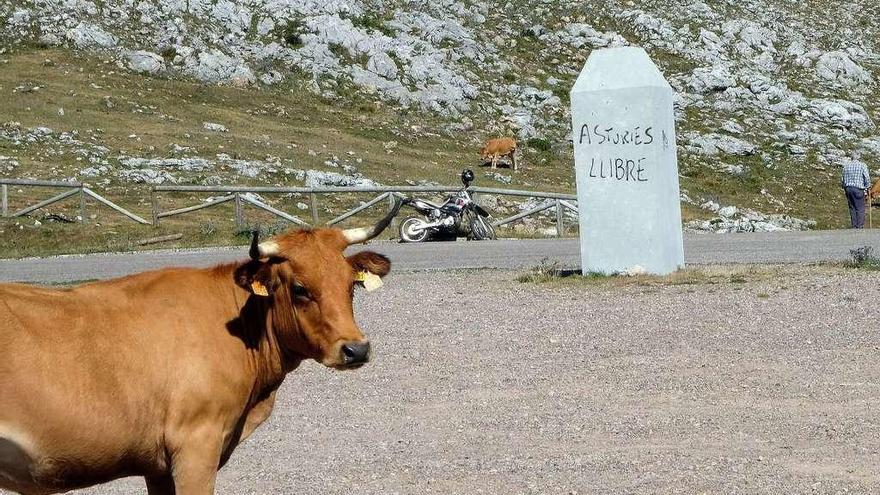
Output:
[
  {"xmin": 870, "ymin": 178, "xmax": 880, "ymax": 201},
  {"xmin": 0, "ymin": 203, "xmax": 400, "ymax": 495},
  {"xmin": 480, "ymin": 137, "xmax": 518, "ymax": 171}
]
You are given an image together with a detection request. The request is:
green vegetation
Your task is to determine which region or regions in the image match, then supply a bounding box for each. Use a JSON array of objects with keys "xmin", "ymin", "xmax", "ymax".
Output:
[
  {"xmin": 526, "ymin": 137, "xmax": 551, "ymax": 152},
  {"xmin": 848, "ymin": 246, "xmax": 880, "ymax": 271},
  {"xmin": 273, "ymin": 20, "xmax": 306, "ymax": 48},
  {"xmin": 349, "ymin": 13, "xmax": 396, "ymax": 37}
]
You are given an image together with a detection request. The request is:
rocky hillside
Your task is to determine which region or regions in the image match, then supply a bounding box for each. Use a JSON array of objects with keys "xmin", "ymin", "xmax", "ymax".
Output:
[{"xmin": 2, "ymin": 0, "xmax": 879, "ymax": 231}]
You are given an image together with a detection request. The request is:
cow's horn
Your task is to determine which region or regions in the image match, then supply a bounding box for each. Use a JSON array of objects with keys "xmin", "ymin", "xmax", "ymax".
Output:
[
  {"xmin": 249, "ymin": 230, "xmax": 280, "ymax": 259},
  {"xmin": 249, "ymin": 230, "xmax": 261, "ymax": 260},
  {"xmin": 258, "ymin": 240, "xmax": 280, "ymax": 257},
  {"xmin": 343, "ymin": 197, "xmax": 403, "ymax": 245}
]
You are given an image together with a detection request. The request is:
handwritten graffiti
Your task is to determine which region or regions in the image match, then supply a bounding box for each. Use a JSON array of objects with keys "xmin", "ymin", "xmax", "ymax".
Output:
[
  {"xmin": 578, "ymin": 124, "xmax": 654, "ymax": 146},
  {"xmin": 588, "ymin": 157, "xmax": 647, "ymax": 182}
]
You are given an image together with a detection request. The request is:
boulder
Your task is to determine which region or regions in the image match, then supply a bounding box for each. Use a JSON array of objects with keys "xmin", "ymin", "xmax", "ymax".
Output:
[
  {"xmin": 366, "ymin": 52, "xmax": 398, "ymax": 79},
  {"xmin": 126, "ymin": 50, "xmax": 165, "ymax": 75},
  {"xmin": 689, "ymin": 65, "xmax": 736, "ymax": 93},
  {"xmin": 119, "ymin": 156, "xmax": 212, "ymax": 172},
  {"xmin": 184, "ymin": 49, "xmax": 254, "ymax": 85},
  {"xmin": 9, "ymin": 8, "xmax": 31, "ymax": 26},
  {"xmin": 815, "ymin": 51, "xmax": 873, "ymax": 87},
  {"xmin": 66, "ymin": 22, "xmax": 116, "ymax": 49},
  {"xmin": 686, "ymin": 133, "xmax": 756, "ymax": 156},
  {"xmin": 118, "ymin": 168, "xmax": 176, "ymax": 185},
  {"xmin": 808, "ymin": 99, "xmax": 875, "ymax": 131},
  {"xmin": 718, "ymin": 205, "xmax": 738, "ymax": 218},
  {"xmin": 202, "ymin": 122, "xmax": 228, "ymax": 133},
  {"xmin": 304, "ymin": 170, "xmax": 379, "ymax": 188}
]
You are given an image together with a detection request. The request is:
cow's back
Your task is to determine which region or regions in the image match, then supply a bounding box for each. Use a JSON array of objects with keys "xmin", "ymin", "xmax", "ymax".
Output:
[
  {"xmin": 0, "ymin": 269, "xmax": 251, "ymax": 492},
  {"xmin": 481, "ymin": 137, "xmax": 516, "ymax": 156}
]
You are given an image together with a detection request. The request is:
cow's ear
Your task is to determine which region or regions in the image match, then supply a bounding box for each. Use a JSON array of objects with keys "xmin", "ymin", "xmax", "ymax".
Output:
[
  {"xmin": 347, "ymin": 251, "xmax": 391, "ymax": 278},
  {"xmin": 234, "ymin": 261, "xmax": 276, "ymax": 297}
]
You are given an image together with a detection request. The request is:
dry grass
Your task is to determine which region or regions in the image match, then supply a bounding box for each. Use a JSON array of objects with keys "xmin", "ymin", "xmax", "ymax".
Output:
[
  {"xmin": 0, "ymin": 46, "xmax": 592, "ymax": 258},
  {"xmin": 0, "ymin": 46, "xmax": 584, "ymax": 191},
  {"xmin": 0, "ymin": 43, "xmax": 859, "ymax": 259},
  {"xmin": 516, "ymin": 261, "xmax": 812, "ymax": 287}
]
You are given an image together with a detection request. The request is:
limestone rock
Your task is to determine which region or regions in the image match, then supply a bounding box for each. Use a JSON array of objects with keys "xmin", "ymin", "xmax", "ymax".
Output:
[
  {"xmin": 815, "ymin": 51, "xmax": 873, "ymax": 88},
  {"xmin": 366, "ymin": 52, "xmax": 398, "ymax": 80},
  {"xmin": 184, "ymin": 49, "xmax": 254, "ymax": 85},
  {"xmin": 66, "ymin": 23, "xmax": 116, "ymax": 49},
  {"xmin": 686, "ymin": 133, "xmax": 756, "ymax": 156},
  {"xmin": 118, "ymin": 168, "xmax": 176, "ymax": 185},
  {"xmin": 689, "ymin": 65, "xmax": 736, "ymax": 93},
  {"xmin": 808, "ymin": 99, "xmax": 875, "ymax": 131},
  {"xmin": 126, "ymin": 50, "xmax": 165, "ymax": 75},
  {"xmin": 202, "ymin": 122, "xmax": 228, "ymax": 133},
  {"xmin": 688, "ymin": 204, "xmax": 815, "ymax": 233},
  {"xmin": 304, "ymin": 170, "xmax": 379, "ymax": 188}
]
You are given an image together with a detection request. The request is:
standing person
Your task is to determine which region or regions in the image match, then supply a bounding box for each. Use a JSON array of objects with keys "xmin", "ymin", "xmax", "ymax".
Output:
[{"xmin": 841, "ymin": 157, "xmax": 870, "ymax": 228}]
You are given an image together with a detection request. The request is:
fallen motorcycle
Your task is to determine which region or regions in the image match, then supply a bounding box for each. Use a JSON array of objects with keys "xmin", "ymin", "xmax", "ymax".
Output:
[{"xmin": 399, "ymin": 169, "xmax": 496, "ymax": 243}]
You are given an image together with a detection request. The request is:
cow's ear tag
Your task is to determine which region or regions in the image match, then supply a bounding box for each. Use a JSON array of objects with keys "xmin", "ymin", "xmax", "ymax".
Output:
[
  {"xmin": 250, "ymin": 280, "xmax": 269, "ymax": 297},
  {"xmin": 356, "ymin": 271, "xmax": 383, "ymax": 292}
]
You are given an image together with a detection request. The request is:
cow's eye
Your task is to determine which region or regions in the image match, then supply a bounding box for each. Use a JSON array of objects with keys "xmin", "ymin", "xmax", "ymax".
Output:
[{"xmin": 291, "ymin": 284, "xmax": 311, "ymax": 300}]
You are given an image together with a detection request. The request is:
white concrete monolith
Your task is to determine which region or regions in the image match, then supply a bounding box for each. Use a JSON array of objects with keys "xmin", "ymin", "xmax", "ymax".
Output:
[{"xmin": 570, "ymin": 46, "xmax": 684, "ymax": 275}]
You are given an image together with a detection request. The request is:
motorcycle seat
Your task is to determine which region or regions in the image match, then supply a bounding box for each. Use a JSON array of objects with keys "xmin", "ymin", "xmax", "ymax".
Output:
[{"xmin": 411, "ymin": 198, "xmax": 447, "ymax": 209}]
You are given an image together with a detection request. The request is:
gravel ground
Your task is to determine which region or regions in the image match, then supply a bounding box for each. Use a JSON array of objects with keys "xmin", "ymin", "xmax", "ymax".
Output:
[{"xmin": 49, "ymin": 267, "xmax": 880, "ymax": 493}]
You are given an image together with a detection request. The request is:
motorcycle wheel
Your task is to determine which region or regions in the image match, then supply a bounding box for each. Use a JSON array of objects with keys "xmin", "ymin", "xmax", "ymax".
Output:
[
  {"xmin": 399, "ymin": 216, "xmax": 430, "ymax": 243},
  {"xmin": 469, "ymin": 213, "xmax": 497, "ymax": 240}
]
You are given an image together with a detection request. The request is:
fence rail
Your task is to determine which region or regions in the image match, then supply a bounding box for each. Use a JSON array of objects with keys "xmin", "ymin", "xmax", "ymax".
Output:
[
  {"xmin": 0, "ymin": 179, "xmax": 149, "ymax": 225},
  {"xmin": 2, "ymin": 179, "xmax": 579, "ymax": 237}
]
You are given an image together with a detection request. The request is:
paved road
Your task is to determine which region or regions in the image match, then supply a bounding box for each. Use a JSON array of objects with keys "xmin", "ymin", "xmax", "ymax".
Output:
[{"xmin": 0, "ymin": 230, "xmax": 877, "ymax": 283}]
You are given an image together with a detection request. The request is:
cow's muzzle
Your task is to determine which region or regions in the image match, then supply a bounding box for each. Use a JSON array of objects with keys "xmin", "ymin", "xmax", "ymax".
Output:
[{"xmin": 340, "ymin": 340, "xmax": 371, "ymax": 368}]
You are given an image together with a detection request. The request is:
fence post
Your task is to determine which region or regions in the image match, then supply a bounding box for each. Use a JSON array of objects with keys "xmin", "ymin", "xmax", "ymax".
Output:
[
  {"xmin": 1, "ymin": 184, "xmax": 7, "ymax": 217},
  {"xmin": 555, "ymin": 199, "xmax": 563, "ymax": 237},
  {"xmin": 388, "ymin": 193, "xmax": 399, "ymax": 233},
  {"xmin": 79, "ymin": 186, "xmax": 87, "ymax": 223},
  {"xmin": 310, "ymin": 193, "xmax": 319, "ymax": 225},
  {"xmin": 151, "ymin": 189, "xmax": 160, "ymax": 226},
  {"xmin": 234, "ymin": 193, "xmax": 244, "ymax": 228}
]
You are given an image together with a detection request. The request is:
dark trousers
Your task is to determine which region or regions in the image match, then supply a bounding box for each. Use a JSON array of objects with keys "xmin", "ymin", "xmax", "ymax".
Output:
[{"xmin": 845, "ymin": 186, "xmax": 866, "ymax": 228}]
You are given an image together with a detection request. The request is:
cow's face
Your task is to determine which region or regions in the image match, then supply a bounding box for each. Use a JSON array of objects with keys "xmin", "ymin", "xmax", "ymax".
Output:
[{"xmin": 235, "ymin": 228, "xmax": 391, "ymax": 370}]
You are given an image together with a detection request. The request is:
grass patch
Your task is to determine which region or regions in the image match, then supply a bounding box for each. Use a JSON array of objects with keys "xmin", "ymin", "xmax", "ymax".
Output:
[
  {"xmin": 847, "ymin": 246, "xmax": 880, "ymax": 271},
  {"xmin": 273, "ymin": 20, "xmax": 306, "ymax": 48},
  {"xmin": 517, "ymin": 262, "xmax": 787, "ymax": 287},
  {"xmin": 526, "ymin": 137, "xmax": 551, "ymax": 152},
  {"xmin": 349, "ymin": 14, "xmax": 396, "ymax": 37},
  {"xmin": 515, "ymin": 258, "xmax": 566, "ymax": 283}
]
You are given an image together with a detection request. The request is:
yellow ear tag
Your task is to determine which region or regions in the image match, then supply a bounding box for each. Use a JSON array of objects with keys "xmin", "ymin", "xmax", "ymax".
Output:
[
  {"xmin": 359, "ymin": 271, "xmax": 383, "ymax": 292},
  {"xmin": 250, "ymin": 280, "xmax": 269, "ymax": 297}
]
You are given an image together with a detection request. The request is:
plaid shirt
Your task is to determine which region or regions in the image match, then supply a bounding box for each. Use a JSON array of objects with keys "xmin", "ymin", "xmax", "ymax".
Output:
[{"xmin": 841, "ymin": 160, "xmax": 870, "ymax": 189}]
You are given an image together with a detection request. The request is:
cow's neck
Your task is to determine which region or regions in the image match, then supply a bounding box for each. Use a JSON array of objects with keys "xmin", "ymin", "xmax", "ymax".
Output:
[{"xmin": 219, "ymin": 264, "xmax": 295, "ymax": 403}]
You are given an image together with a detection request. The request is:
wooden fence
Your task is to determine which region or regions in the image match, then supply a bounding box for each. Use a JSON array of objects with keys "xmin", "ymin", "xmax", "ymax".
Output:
[
  {"xmin": 0, "ymin": 179, "xmax": 150, "ymax": 224},
  {"xmin": 1, "ymin": 179, "xmax": 579, "ymax": 237},
  {"xmin": 152, "ymin": 185, "xmax": 579, "ymax": 237}
]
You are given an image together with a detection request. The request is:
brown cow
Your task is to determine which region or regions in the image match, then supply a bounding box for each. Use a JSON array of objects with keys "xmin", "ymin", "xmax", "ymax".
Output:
[
  {"xmin": 480, "ymin": 137, "xmax": 518, "ymax": 171},
  {"xmin": 0, "ymin": 204, "xmax": 400, "ymax": 495},
  {"xmin": 870, "ymin": 178, "xmax": 880, "ymax": 202}
]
